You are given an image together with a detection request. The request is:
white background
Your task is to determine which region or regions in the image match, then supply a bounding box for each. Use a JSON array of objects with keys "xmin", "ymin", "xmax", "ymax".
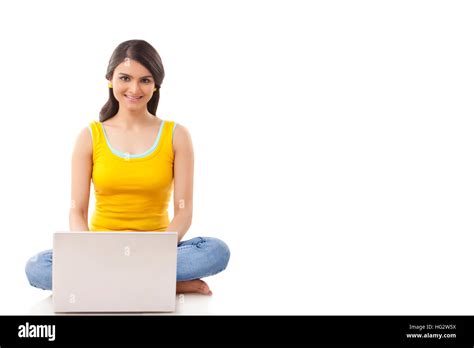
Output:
[{"xmin": 0, "ymin": 0, "xmax": 473, "ymax": 314}]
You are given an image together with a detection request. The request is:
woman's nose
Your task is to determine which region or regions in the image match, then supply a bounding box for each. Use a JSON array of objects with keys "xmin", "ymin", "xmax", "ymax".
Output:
[{"xmin": 129, "ymin": 82, "xmax": 140, "ymax": 93}]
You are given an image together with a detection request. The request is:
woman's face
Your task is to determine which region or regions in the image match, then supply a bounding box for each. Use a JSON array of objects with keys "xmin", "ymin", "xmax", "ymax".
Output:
[{"xmin": 109, "ymin": 58, "xmax": 156, "ymax": 110}]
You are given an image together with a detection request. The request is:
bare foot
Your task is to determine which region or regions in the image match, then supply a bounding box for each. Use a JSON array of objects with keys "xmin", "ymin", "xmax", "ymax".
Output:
[{"xmin": 176, "ymin": 279, "xmax": 212, "ymax": 296}]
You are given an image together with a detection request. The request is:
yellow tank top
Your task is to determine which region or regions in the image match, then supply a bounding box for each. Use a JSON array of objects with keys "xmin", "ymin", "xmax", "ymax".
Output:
[{"xmin": 88, "ymin": 119, "xmax": 177, "ymax": 232}]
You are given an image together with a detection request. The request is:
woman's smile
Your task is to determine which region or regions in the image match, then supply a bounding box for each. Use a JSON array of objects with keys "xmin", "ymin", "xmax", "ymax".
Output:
[{"xmin": 124, "ymin": 94, "xmax": 143, "ymax": 102}]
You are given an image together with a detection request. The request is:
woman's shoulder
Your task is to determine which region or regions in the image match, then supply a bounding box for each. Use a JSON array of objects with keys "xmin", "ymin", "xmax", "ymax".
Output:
[
  {"xmin": 72, "ymin": 124, "xmax": 93, "ymax": 158},
  {"xmin": 171, "ymin": 121, "xmax": 192, "ymax": 139},
  {"xmin": 171, "ymin": 122, "xmax": 193, "ymax": 153}
]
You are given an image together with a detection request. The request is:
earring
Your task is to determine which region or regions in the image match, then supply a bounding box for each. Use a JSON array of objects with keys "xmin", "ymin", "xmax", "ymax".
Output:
[
  {"xmin": 154, "ymin": 87, "xmax": 157, "ymax": 92},
  {"xmin": 108, "ymin": 83, "xmax": 112, "ymax": 88}
]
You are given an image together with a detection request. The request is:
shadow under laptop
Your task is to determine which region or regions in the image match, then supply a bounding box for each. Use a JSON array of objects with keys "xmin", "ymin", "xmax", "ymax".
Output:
[{"xmin": 28, "ymin": 293, "xmax": 213, "ymax": 315}]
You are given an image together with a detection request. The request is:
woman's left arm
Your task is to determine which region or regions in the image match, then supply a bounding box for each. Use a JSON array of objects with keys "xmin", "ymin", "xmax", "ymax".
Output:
[{"xmin": 166, "ymin": 124, "xmax": 194, "ymax": 243}]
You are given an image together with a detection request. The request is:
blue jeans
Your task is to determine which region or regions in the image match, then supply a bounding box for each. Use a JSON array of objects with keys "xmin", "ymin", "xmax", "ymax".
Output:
[{"xmin": 25, "ymin": 236, "xmax": 230, "ymax": 291}]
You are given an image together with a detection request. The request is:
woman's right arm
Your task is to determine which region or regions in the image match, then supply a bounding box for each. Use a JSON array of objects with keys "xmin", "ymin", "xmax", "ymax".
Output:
[{"xmin": 69, "ymin": 127, "xmax": 93, "ymax": 231}]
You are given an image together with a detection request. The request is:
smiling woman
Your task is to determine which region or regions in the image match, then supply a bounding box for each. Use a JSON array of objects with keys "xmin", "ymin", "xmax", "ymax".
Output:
[
  {"xmin": 100, "ymin": 41, "xmax": 165, "ymax": 123},
  {"xmin": 24, "ymin": 39, "xmax": 230, "ymax": 297}
]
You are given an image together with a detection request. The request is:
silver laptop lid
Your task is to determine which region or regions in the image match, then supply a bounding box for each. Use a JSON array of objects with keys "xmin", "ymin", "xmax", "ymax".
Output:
[{"xmin": 53, "ymin": 232, "xmax": 177, "ymax": 313}]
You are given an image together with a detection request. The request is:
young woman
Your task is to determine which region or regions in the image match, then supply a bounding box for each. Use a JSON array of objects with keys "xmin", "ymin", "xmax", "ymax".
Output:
[{"xmin": 25, "ymin": 39, "xmax": 230, "ymax": 296}]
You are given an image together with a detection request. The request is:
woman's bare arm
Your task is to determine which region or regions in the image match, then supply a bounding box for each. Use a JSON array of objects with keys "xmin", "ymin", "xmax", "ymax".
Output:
[
  {"xmin": 166, "ymin": 124, "xmax": 194, "ymax": 242},
  {"xmin": 69, "ymin": 127, "xmax": 93, "ymax": 231}
]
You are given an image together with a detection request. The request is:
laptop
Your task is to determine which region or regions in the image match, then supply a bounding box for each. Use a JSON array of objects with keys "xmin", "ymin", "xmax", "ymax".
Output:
[{"xmin": 52, "ymin": 231, "xmax": 178, "ymax": 313}]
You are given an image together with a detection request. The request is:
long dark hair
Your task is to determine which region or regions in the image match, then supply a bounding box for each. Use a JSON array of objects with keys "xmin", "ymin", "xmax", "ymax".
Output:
[{"xmin": 99, "ymin": 40, "xmax": 165, "ymax": 122}]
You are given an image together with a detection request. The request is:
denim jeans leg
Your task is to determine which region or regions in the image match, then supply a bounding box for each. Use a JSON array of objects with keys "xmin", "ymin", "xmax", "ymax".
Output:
[
  {"xmin": 177, "ymin": 236, "xmax": 231, "ymax": 281},
  {"xmin": 25, "ymin": 249, "xmax": 53, "ymax": 291}
]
